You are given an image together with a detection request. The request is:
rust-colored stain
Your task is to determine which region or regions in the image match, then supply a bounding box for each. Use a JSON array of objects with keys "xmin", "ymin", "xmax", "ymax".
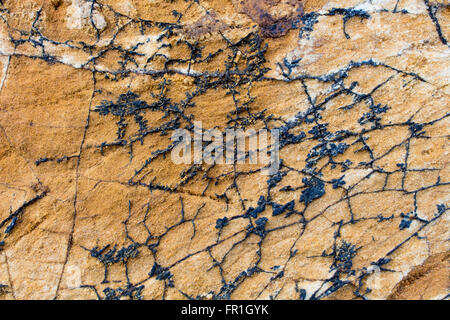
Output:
[
  {"xmin": 182, "ymin": 11, "xmax": 228, "ymax": 39},
  {"xmin": 233, "ymin": 0, "xmax": 304, "ymax": 38}
]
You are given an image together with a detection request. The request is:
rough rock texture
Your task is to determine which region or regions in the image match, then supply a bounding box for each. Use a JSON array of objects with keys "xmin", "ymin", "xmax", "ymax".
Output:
[{"xmin": 0, "ymin": 0, "xmax": 449, "ymax": 300}]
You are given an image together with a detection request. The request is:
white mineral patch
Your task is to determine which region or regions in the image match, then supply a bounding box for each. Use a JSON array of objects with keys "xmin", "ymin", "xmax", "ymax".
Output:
[
  {"xmin": 323, "ymin": 0, "xmax": 426, "ymax": 14},
  {"xmin": 0, "ymin": 56, "xmax": 10, "ymax": 92},
  {"xmin": 66, "ymin": 0, "xmax": 107, "ymax": 31},
  {"xmin": 354, "ymin": 0, "xmax": 393, "ymax": 12},
  {"xmin": 60, "ymin": 54, "xmax": 87, "ymax": 68},
  {"xmin": 173, "ymin": 66, "xmax": 201, "ymax": 77},
  {"xmin": 394, "ymin": 0, "xmax": 427, "ymax": 14},
  {"xmin": 123, "ymin": 35, "xmax": 165, "ymax": 58},
  {"xmin": 116, "ymin": 0, "xmax": 137, "ymax": 16},
  {"xmin": 300, "ymin": 280, "xmax": 327, "ymax": 299},
  {"xmin": 366, "ymin": 270, "xmax": 404, "ymax": 299},
  {"xmin": 0, "ymin": 23, "xmax": 14, "ymax": 56}
]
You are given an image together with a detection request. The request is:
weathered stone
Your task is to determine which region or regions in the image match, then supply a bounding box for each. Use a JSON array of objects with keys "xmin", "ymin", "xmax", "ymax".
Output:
[{"xmin": 0, "ymin": 0, "xmax": 448, "ymax": 300}]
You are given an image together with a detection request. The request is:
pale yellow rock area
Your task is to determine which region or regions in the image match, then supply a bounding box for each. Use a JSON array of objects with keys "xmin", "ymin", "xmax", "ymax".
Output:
[{"xmin": 0, "ymin": 0, "xmax": 448, "ymax": 300}]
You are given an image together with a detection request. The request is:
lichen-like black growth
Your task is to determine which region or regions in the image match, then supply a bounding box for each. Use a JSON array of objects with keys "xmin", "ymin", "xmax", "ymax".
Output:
[{"xmin": 1, "ymin": 0, "xmax": 448, "ymax": 300}]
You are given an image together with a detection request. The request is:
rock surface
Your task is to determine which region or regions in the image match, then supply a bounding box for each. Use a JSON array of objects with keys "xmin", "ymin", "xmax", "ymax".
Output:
[{"xmin": 0, "ymin": 0, "xmax": 448, "ymax": 300}]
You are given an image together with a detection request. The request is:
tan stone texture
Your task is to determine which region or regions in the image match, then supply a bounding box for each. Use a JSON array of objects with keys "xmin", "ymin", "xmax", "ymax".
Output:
[{"xmin": 0, "ymin": 0, "xmax": 448, "ymax": 300}]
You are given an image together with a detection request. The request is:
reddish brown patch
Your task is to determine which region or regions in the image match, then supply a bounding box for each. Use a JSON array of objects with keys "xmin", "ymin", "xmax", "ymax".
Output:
[
  {"xmin": 233, "ymin": 0, "xmax": 304, "ymax": 38},
  {"xmin": 181, "ymin": 11, "xmax": 228, "ymax": 39}
]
